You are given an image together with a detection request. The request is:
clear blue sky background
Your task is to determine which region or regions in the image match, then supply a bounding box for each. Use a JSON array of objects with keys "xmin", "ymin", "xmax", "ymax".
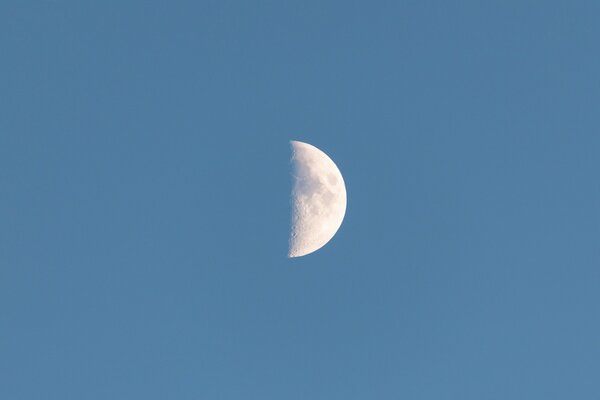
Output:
[{"xmin": 1, "ymin": 1, "xmax": 599, "ymax": 399}]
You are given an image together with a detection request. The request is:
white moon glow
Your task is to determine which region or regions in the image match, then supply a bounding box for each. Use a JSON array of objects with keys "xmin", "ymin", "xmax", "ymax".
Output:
[{"xmin": 289, "ymin": 141, "xmax": 347, "ymax": 258}]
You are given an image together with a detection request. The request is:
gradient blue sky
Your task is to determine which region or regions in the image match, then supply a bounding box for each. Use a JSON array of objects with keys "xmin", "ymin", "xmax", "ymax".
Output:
[{"xmin": 1, "ymin": 1, "xmax": 599, "ymax": 399}]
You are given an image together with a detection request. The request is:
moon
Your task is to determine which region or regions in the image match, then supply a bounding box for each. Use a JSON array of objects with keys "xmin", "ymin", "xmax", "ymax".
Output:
[{"xmin": 289, "ymin": 140, "xmax": 347, "ymax": 258}]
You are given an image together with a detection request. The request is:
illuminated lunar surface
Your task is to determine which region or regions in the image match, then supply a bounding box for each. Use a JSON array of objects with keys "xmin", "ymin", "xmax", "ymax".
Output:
[{"xmin": 289, "ymin": 141, "xmax": 347, "ymax": 258}]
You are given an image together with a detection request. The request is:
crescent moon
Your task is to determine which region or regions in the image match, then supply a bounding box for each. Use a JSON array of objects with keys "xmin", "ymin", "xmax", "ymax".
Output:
[{"xmin": 289, "ymin": 140, "xmax": 347, "ymax": 258}]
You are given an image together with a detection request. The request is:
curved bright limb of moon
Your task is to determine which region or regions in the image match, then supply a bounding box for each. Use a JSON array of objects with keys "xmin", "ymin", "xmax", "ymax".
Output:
[{"xmin": 289, "ymin": 140, "xmax": 347, "ymax": 258}]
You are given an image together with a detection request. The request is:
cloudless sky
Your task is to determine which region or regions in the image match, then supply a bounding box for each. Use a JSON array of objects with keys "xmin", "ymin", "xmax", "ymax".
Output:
[{"xmin": 1, "ymin": 1, "xmax": 599, "ymax": 399}]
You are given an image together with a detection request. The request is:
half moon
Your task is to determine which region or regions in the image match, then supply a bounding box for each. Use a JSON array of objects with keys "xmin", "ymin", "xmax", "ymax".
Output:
[{"xmin": 289, "ymin": 140, "xmax": 347, "ymax": 258}]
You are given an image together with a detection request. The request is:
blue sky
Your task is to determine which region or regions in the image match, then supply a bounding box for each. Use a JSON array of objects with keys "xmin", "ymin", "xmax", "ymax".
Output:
[{"xmin": 1, "ymin": 1, "xmax": 599, "ymax": 399}]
